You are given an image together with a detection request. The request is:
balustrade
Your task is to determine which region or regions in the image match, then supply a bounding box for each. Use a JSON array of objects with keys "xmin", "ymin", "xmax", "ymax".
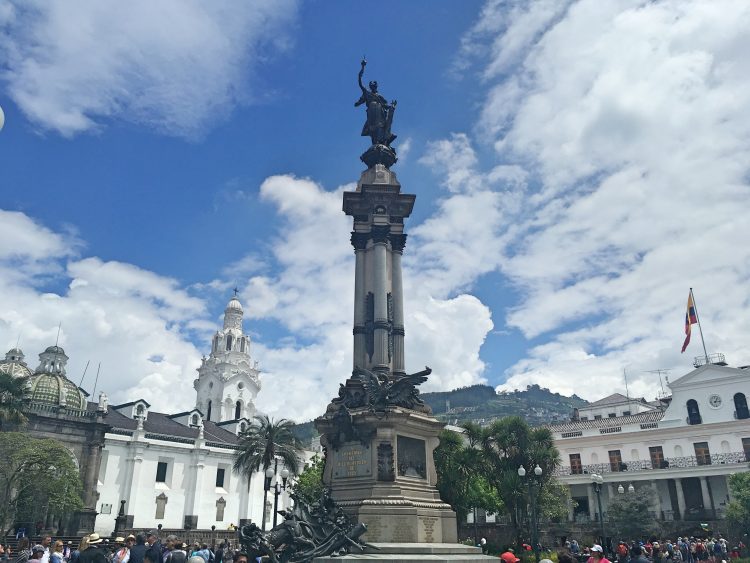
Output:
[{"xmin": 553, "ymin": 452, "xmax": 748, "ymax": 476}]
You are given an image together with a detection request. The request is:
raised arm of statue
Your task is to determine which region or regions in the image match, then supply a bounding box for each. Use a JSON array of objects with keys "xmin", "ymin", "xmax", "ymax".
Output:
[{"xmin": 358, "ymin": 59, "xmax": 367, "ymax": 92}]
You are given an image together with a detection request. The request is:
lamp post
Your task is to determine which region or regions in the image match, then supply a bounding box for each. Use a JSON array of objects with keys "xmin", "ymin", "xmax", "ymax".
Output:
[
  {"xmin": 590, "ymin": 473, "xmax": 606, "ymax": 552},
  {"xmin": 263, "ymin": 459, "xmax": 290, "ymax": 530},
  {"xmin": 617, "ymin": 483, "xmax": 635, "ymax": 495},
  {"xmin": 519, "ymin": 464, "xmax": 543, "ymax": 563}
]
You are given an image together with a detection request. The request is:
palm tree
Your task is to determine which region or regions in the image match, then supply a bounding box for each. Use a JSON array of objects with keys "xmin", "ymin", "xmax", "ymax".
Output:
[
  {"xmin": 0, "ymin": 373, "xmax": 27, "ymax": 429},
  {"xmin": 233, "ymin": 415, "xmax": 303, "ymax": 529}
]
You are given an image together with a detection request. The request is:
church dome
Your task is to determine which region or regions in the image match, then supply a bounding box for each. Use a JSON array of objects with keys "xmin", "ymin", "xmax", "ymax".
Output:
[
  {"xmin": 225, "ymin": 296, "xmax": 243, "ymax": 313},
  {"xmin": 0, "ymin": 347, "xmax": 32, "ymax": 378},
  {"xmin": 26, "ymin": 372, "xmax": 87, "ymax": 410}
]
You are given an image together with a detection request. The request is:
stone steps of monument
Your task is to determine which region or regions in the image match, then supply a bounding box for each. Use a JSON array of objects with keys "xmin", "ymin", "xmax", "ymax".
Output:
[{"xmin": 313, "ymin": 542, "xmax": 499, "ymax": 562}]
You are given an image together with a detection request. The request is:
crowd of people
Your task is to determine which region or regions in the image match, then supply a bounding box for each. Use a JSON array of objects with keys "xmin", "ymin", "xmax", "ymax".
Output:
[
  {"xmin": 492, "ymin": 535, "xmax": 745, "ymax": 563},
  {"xmin": 3, "ymin": 533, "xmax": 253, "ymax": 563}
]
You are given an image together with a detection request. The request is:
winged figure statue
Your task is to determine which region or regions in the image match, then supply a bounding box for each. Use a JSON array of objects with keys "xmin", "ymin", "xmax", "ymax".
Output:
[{"xmin": 353, "ymin": 366, "xmax": 431, "ymax": 413}]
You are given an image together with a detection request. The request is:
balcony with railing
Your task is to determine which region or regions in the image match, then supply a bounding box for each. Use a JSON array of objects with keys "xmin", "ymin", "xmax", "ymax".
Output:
[{"xmin": 553, "ymin": 452, "xmax": 748, "ymax": 476}]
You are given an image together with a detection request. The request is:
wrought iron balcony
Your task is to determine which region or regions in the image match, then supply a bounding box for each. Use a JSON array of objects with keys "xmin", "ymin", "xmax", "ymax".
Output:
[
  {"xmin": 693, "ymin": 353, "xmax": 726, "ymax": 368},
  {"xmin": 553, "ymin": 452, "xmax": 749, "ymax": 476}
]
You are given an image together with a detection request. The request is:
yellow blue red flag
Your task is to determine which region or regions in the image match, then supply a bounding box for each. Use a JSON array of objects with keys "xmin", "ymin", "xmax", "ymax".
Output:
[{"xmin": 681, "ymin": 293, "xmax": 698, "ymax": 353}]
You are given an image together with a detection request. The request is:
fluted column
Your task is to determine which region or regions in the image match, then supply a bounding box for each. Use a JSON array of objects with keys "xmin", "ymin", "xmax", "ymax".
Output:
[
  {"xmin": 390, "ymin": 233, "xmax": 406, "ymax": 376},
  {"xmin": 371, "ymin": 226, "xmax": 390, "ymax": 374},
  {"xmin": 351, "ymin": 233, "xmax": 369, "ymax": 370}
]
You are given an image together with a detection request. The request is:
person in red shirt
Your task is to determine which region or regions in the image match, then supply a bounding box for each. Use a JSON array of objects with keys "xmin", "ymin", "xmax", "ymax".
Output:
[{"xmin": 586, "ymin": 545, "xmax": 611, "ymax": 563}]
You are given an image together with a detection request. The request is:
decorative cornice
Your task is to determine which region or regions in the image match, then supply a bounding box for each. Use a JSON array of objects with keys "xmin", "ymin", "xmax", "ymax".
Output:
[
  {"xmin": 370, "ymin": 225, "xmax": 391, "ymax": 244},
  {"xmin": 352, "ymin": 326, "xmax": 367, "ymax": 335},
  {"xmin": 392, "ymin": 327, "xmax": 405, "ymax": 336},
  {"xmin": 373, "ymin": 320, "xmax": 390, "ymax": 331},
  {"xmin": 389, "ymin": 233, "xmax": 407, "ymax": 252},
  {"xmin": 350, "ymin": 232, "xmax": 369, "ymax": 250}
]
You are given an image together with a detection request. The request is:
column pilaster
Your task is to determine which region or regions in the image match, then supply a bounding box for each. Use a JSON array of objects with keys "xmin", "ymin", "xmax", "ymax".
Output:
[
  {"xmin": 587, "ymin": 485, "xmax": 596, "ymax": 520},
  {"xmin": 675, "ymin": 478, "xmax": 686, "ymax": 520}
]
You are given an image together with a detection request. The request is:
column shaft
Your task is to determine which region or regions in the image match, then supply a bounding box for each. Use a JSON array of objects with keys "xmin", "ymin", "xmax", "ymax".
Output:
[
  {"xmin": 675, "ymin": 478, "xmax": 686, "ymax": 519},
  {"xmin": 352, "ymin": 247, "xmax": 367, "ymax": 369},
  {"xmin": 372, "ymin": 241, "xmax": 389, "ymax": 371},
  {"xmin": 700, "ymin": 476, "xmax": 713, "ymax": 510},
  {"xmin": 587, "ymin": 485, "xmax": 596, "ymax": 520},
  {"xmin": 391, "ymin": 250, "xmax": 405, "ymax": 375}
]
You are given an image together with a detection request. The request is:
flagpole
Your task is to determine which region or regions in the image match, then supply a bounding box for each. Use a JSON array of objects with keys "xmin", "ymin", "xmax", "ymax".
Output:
[{"xmin": 690, "ymin": 288, "xmax": 709, "ymax": 365}]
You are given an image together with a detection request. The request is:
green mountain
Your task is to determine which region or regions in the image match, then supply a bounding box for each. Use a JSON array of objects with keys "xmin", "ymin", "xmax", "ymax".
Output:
[
  {"xmin": 422, "ymin": 383, "xmax": 588, "ymax": 427},
  {"xmin": 290, "ymin": 384, "xmax": 588, "ymax": 444}
]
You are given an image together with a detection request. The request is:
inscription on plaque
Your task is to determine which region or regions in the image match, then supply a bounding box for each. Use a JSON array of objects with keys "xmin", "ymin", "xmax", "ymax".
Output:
[
  {"xmin": 397, "ymin": 435, "xmax": 427, "ymax": 478},
  {"xmin": 333, "ymin": 443, "xmax": 371, "ymax": 478}
]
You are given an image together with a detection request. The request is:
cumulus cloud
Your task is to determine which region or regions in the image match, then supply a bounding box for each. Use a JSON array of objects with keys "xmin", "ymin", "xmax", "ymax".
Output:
[
  {"xmin": 0, "ymin": 211, "xmax": 207, "ymax": 413},
  {"xmin": 0, "ymin": 0, "xmax": 298, "ymax": 137},
  {"xmin": 450, "ymin": 0, "xmax": 750, "ymax": 399}
]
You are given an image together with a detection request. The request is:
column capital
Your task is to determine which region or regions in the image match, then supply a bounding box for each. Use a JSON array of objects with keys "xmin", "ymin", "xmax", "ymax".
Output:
[
  {"xmin": 389, "ymin": 233, "xmax": 407, "ymax": 252},
  {"xmin": 350, "ymin": 232, "xmax": 369, "ymax": 250},
  {"xmin": 371, "ymin": 225, "xmax": 391, "ymax": 244}
]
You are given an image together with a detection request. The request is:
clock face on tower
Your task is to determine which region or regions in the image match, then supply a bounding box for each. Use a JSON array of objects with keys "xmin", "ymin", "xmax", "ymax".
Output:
[{"xmin": 709, "ymin": 394, "xmax": 722, "ymax": 408}]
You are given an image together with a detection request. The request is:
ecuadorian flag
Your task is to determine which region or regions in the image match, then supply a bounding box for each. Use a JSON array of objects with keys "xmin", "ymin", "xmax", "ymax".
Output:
[{"xmin": 681, "ymin": 292, "xmax": 698, "ymax": 353}]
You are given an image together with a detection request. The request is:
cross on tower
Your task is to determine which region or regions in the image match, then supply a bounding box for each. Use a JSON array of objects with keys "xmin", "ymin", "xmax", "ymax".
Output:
[{"xmin": 233, "ymin": 287, "xmax": 239, "ymax": 297}]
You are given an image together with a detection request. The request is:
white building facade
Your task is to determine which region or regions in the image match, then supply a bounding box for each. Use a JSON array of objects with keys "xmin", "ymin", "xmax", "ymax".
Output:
[
  {"xmin": 93, "ymin": 295, "xmax": 280, "ymax": 534},
  {"xmin": 550, "ymin": 363, "xmax": 750, "ymax": 525}
]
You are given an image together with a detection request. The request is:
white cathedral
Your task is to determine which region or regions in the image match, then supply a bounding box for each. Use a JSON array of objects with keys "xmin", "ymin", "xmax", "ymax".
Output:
[{"xmin": 0, "ymin": 295, "xmax": 291, "ymax": 534}]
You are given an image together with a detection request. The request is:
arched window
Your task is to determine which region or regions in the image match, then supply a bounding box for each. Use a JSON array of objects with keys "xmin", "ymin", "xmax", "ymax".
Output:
[
  {"xmin": 136, "ymin": 404, "xmax": 144, "ymax": 417},
  {"xmin": 207, "ymin": 400, "xmax": 212, "ymax": 421},
  {"xmin": 235, "ymin": 400, "xmax": 242, "ymax": 420},
  {"xmin": 213, "ymin": 336, "xmax": 218, "ymax": 352},
  {"xmin": 239, "ymin": 422, "xmax": 246, "ymax": 433},
  {"xmin": 226, "ymin": 334, "xmax": 233, "ymax": 351},
  {"xmin": 687, "ymin": 399, "xmax": 702, "ymax": 425},
  {"xmin": 735, "ymin": 393, "xmax": 749, "ymax": 419},
  {"xmin": 191, "ymin": 414, "xmax": 198, "ymax": 426},
  {"xmin": 240, "ymin": 338, "xmax": 246, "ymax": 352}
]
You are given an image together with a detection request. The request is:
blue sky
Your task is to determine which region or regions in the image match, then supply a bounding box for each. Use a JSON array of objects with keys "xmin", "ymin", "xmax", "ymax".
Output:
[{"xmin": 2, "ymin": 0, "xmax": 750, "ymax": 420}]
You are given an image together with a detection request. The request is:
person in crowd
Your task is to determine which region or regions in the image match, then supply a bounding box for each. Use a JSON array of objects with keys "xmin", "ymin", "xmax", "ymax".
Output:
[
  {"xmin": 193, "ymin": 546, "xmax": 210, "ymax": 563},
  {"xmin": 165, "ymin": 543, "xmax": 186, "ymax": 563},
  {"xmin": 230, "ymin": 553, "xmax": 246, "ymax": 563},
  {"xmin": 113, "ymin": 536, "xmax": 133, "ymax": 563},
  {"xmin": 144, "ymin": 533, "xmax": 161, "ymax": 563},
  {"xmin": 70, "ymin": 537, "xmax": 89, "ymax": 563},
  {"xmin": 500, "ymin": 551, "xmax": 520, "ymax": 563},
  {"xmin": 31, "ymin": 547, "xmax": 45, "ymax": 563},
  {"xmin": 78, "ymin": 534, "xmax": 107, "ymax": 563},
  {"xmin": 587, "ymin": 544, "xmax": 610, "ymax": 563},
  {"xmin": 558, "ymin": 552, "xmax": 576, "ymax": 563},
  {"xmin": 128, "ymin": 535, "xmax": 147, "ymax": 563},
  {"xmin": 63, "ymin": 542, "xmax": 72, "ymax": 562},
  {"xmin": 40, "ymin": 537, "xmax": 52, "ymax": 563},
  {"xmin": 50, "ymin": 542, "xmax": 64, "ymax": 563},
  {"xmin": 14, "ymin": 539, "xmax": 31, "ymax": 563}
]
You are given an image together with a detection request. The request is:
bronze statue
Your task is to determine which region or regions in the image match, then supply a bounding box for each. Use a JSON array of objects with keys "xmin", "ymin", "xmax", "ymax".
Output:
[{"xmin": 355, "ymin": 59, "xmax": 397, "ymax": 147}]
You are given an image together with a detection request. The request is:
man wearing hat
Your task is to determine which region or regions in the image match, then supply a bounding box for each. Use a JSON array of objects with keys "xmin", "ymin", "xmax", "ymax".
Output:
[
  {"xmin": 77, "ymin": 535, "xmax": 107, "ymax": 563},
  {"xmin": 113, "ymin": 536, "xmax": 133, "ymax": 563},
  {"xmin": 500, "ymin": 551, "xmax": 520, "ymax": 563},
  {"xmin": 31, "ymin": 546, "xmax": 46, "ymax": 562}
]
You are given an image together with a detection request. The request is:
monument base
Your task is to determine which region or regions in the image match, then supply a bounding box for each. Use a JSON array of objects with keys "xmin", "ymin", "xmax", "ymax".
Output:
[
  {"xmin": 316, "ymin": 402, "xmax": 458, "ymax": 544},
  {"xmin": 313, "ymin": 543, "xmax": 497, "ymax": 562}
]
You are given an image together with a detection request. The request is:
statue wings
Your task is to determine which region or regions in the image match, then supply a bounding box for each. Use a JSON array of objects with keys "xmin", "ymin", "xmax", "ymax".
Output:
[{"xmin": 352, "ymin": 366, "xmax": 431, "ymax": 411}]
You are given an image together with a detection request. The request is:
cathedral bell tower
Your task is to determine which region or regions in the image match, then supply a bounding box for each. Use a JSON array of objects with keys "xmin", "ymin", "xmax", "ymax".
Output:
[{"xmin": 194, "ymin": 294, "xmax": 260, "ymax": 423}]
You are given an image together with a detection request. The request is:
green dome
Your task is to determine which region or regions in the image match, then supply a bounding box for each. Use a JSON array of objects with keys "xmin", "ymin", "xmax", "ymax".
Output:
[{"xmin": 27, "ymin": 373, "xmax": 86, "ymax": 410}]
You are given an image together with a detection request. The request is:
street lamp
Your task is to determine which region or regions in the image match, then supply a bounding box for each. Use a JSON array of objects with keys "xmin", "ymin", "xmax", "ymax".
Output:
[
  {"xmin": 262, "ymin": 459, "xmax": 291, "ymax": 531},
  {"xmin": 617, "ymin": 483, "xmax": 635, "ymax": 494},
  {"xmin": 590, "ymin": 473, "xmax": 606, "ymax": 553},
  {"xmin": 519, "ymin": 464, "xmax": 543, "ymax": 563}
]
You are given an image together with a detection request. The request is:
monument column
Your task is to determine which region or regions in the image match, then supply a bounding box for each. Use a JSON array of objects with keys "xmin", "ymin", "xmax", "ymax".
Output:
[
  {"xmin": 371, "ymin": 226, "xmax": 390, "ymax": 374},
  {"xmin": 390, "ymin": 234, "xmax": 406, "ymax": 376},
  {"xmin": 351, "ymin": 233, "xmax": 369, "ymax": 369}
]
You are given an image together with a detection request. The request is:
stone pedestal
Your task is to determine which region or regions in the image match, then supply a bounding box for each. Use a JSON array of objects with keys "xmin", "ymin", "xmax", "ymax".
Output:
[
  {"xmin": 316, "ymin": 406, "xmax": 457, "ymax": 544},
  {"xmin": 314, "ymin": 542, "xmax": 497, "ymax": 562}
]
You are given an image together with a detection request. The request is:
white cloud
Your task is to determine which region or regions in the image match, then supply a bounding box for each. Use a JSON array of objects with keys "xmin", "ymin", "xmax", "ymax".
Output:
[
  {"xmin": 0, "ymin": 210, "xmax": 207, "ymax": 413},
  {"xmin": 455, "ymin": 0, "xmax": 750, "ymax": 400},
  {"xmin": 0, "ymin": 0, "xmax": 298, "ymax": 137}
]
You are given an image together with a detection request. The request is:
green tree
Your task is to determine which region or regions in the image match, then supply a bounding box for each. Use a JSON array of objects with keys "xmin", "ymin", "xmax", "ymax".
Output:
[
  {"xmin": 0, "ymin": 373, "xmax": 27, "ymax": 428},
  {"xmin": 0, "ymin": 432, "xmax": 83, "ymax": 534},
  {"xmin": 434, "ymin": 427, "xmax": 502, "ymax": 523},
  {"xmin": 233, "ymin": 415, "xmax": 304, "ymax": 479},
  {"xmin": 607, "ymin": 488, "xmax": 658, "ymax": 539},
  {"xmin": 478, "ymin": 416, "xmax": 562, "ymax": 543},
  {"xmin": 290, "ymin": 454, "xmax": 325, "ymax": 505},
  {"xmin": 726, "ymin": 472, "xmax": 750, "ymax": 533}
]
